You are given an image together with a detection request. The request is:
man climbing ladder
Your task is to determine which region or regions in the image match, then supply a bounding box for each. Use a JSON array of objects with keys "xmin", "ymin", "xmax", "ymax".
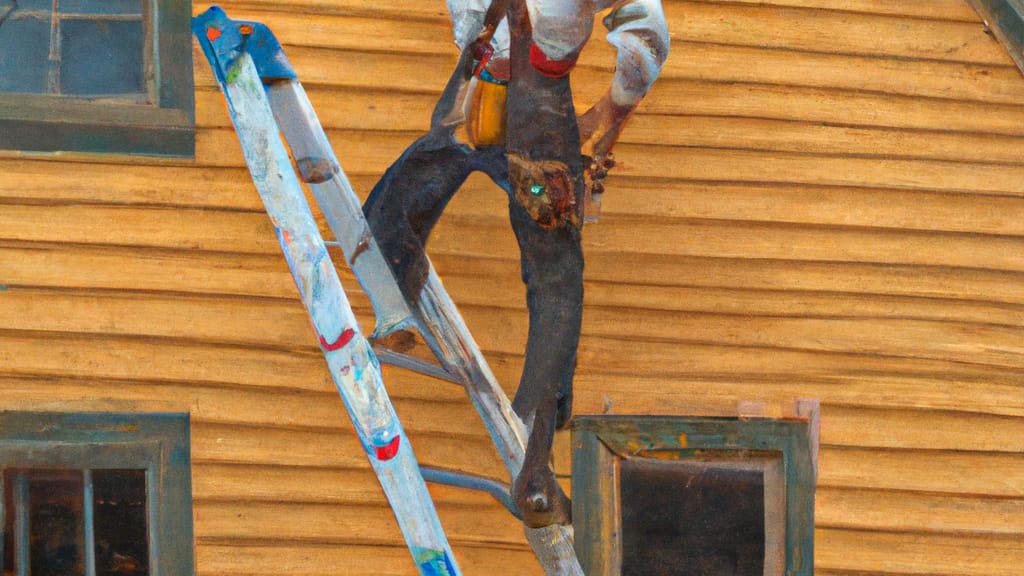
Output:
[{"xmin": 364, "ymin": 0, "xmax": 669, "ymax": 528}]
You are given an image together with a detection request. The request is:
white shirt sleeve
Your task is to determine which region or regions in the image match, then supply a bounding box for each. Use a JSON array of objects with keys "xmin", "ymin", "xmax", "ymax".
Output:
[{"xmin": 602, "ymin": 0, "xmax": 670, "ymax": 106}]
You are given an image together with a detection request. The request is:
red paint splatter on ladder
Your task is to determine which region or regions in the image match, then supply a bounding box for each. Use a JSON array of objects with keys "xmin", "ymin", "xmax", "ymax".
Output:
[{"xmin": 320, "ymin": 328, "xmax": 355, "ymax": 351}]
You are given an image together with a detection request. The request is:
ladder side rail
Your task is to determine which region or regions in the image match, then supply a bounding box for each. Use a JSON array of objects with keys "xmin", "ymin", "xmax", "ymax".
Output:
[
  {"xmin": 268, "ymin": 81, "xmax": 415, "ymax": 338},
  {"xmin": 220, "ymin": 55, "xmax": 460, "ymax": 576},
  {"xmin": 418, "ymin": 271, "xmax": 583, "ymax": 575},
  {"xmin": 192, "ymin": 14, "xmax": 461, "ymax": 574}
]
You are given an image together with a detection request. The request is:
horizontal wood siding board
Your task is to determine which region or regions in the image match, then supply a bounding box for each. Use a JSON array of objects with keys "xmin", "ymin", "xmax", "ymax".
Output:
[
  {"xmin": 0, "ymin": 331, "xmax": 336, "ymax": 391},
  {"xmin": 0, "ymin": 204, "xmax": 277, "ymax": 254},
  {"xmin": 0, "ymin": 242, "xmax": 297, "ymax": 298},
  {"xmin": 188, "ymin": 421, "xmax": 505, "ymax": 477},
  {"xmin": 193, "ymin": 78, "xmax": 1024, "ymax": 140},
  {"xmin": 662, "ymin": 1, "xmax": 1012, "ymax": 65},
  {"xmin": 815, "ymin": 486, "xmax": 1024, "ymax": 536},
  {"xmin": 201, "ymin": 0, "xmax": 452, "ymax": 21},
  {"xmin": 7, "ymin": 243, "xmax": 1024, "ymax": 308},
  {"xmin": 675, "ymin": 0, "xmax": 981, "ymax": 22},
  {"xmin": 435, "ymin": 250, "xmax": 1024, "ymax": 314},
  {"xmin": 590, "ymin": 182, "xmax": 1024, "ymax": 236},
  {"xmin": 195, "ymin": 542, "xmax": 538, "ymax": 576},
  {"xmin": 0, "ymin": 376, "xmax": 477, "ymax": 434},
  {"xmin": 428, "ymin": 215, "xmax": 1024, "ymax": 272},
  {"xmin": 580, "ymin": 251, "xmax": 1024, "ymax": 305},
  {"xmin": 8, "ymin": 205, "xmax": 1024, "ymax": 275},
  {"xmin": 194, "ymin": 86, "xmax": 1024, "ymax": 166},
  {"xmin": 0, "ymin": 159, "xmax": 259, "ymax": 209},
  {"xmin": 3, "ymin": 329, "xmax": 1021, "ymax": 414},
  {"xmin": 820, "ymin": 405, "xmax": 1024, "ymax": 452},
  {"xmin": 572, "ymin": 336, "xmax": 1024, "ymax": 386},
  {"xmin": 7, "ymin": 274, "xmax": 1024, "ymax": 343},
  {"xmin": 208, "ymin": 71, "xmax": 1024, "ymax": 142},
  {"xmin": 6, "ymin": 166, "xmax": 1023, "ymax": 239},
  {"xmin": 256, "ymin": 41, "xmax": 1024, "ymax": 107},
  {"xmin": 190, "ymin": 463, "xmax": 509, "ymax": 508},
  {"xmin": 580, "ymin": 308, "xmax": 1024, "ymax": 370},
  {"xmin": 204, "ymin": 0, "xmax": 979, "ymax": 23},
  {"xmin": 727, "ymin": 36, "xmax": 1013, "ymax": 102},
  {"xmin": 816, "ymin": 527, "xmax": 1024, "ymax": 576},
  {"xmin": 188, "ymin": 128, "xmax": 1024, "ymax": 195},
  {"xmin": 2, "ymin": 371, "xmax": 1020, "ymax": 452},
  {"xmin": 10, "ymin": 298, "xmax": 1021, "ymax": 375},
  {"xmin": 10, "ymin": 197, "xmax": 1023, "ymax": 271},
  {"xmin": 618, "ymin": 114, "xmax": 1024, "ymax": 164},
  {"xmin": 818, "ymin": 447, "xmax": 1024, "ymax": 497},
  {"xmin": 194, "ymin": 500, "xmax": 526, "ymax": 547},
  {"xmin": 571, "ymin": 372, "xmax": 1024, "ymax": 420},
  {"xmin": 638, "ymin": 79, "xmax": 1024, "ymax": 136}
]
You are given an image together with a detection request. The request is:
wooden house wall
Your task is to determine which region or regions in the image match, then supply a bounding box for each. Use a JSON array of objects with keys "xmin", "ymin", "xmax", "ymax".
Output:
[{"xmin": 0, "ymin": 0, "xmax": 1022, "ymax": 574}]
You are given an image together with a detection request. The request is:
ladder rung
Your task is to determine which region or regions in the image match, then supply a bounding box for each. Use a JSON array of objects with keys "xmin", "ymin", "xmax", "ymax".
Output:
[
  {"xmin": 420, "ymin": 466, "xmax": 521, "ymax": 520},
  {"xmin": 374, "ymin": 346, "xmax": 466, "ymax": 386}
]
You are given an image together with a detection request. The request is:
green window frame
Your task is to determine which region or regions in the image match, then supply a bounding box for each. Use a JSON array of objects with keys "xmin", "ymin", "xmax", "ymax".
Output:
[
  {"xmin": 0, "ymin": 412, "xmax": 195, "ymax": 575},
  {"xmin": 572, "ymin": 408, "xmax": 818, "ymax": 576},
  {"xmin": 0, "ymin": 0, "xmax": 194, "ymax": 156}
]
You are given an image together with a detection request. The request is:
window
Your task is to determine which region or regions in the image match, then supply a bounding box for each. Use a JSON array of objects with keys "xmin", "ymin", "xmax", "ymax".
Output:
[
  {"xmin": 0, "ymin": 0, "xmax": 194, "ymax": 156},
  {"xmin": 0, "ymin": 412, "xmax": 194, "ymax": 575},
  {"xmin": 572, "ymin": 404, "xmax": 819, "ymax": 576}
]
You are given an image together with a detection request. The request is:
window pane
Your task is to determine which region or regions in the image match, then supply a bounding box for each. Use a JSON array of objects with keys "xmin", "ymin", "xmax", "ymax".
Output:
[
  {"xmin": 0, "ymin": 16, "xmax": 51, "ymax": 94},
  {"xmin": 619, "ymin": 458, "xmax": 767, "ymax": 576},
  {"xmin": 58, "ymin": 0, "xmax": 142, "ymax": 16},
  {"xmin": 27, "ymin": 470, "xmax": 87, "ymax": 576},
  {"xmin": 92, "ymin": 470, "xmax": 148, "ymax": 576},
  {"xmin": 59, "ymin": 19, "xmax": 144, "ymax": 96}
]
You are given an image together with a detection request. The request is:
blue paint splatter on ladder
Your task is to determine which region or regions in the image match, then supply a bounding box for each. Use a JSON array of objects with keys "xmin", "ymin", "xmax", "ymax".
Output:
[{"xmin": 413, "ymin": 547, "xmax": 456, "ymax": 576}]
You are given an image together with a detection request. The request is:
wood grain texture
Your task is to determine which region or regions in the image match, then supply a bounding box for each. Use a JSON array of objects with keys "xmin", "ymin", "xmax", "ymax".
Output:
[
  {"xmin": 1, "ymin": 1, "xmax": 1022, "ymax": 574},
  {"xmin": 663, "ymin": 1, "xmax": 1012, "ymax": 64}
]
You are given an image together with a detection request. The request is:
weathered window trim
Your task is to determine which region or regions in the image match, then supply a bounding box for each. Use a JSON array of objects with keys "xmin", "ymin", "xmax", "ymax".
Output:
[
  {"xmin": 0, "ymin": 411, "xmax": 195, "ymax": 575},
  {"xmin": 572, "ymin": 413, "xmax": 818, "ymax": 576},
  {"xmin": 0, "ymin": 0, "xmax": 195, "ymax": 157}
]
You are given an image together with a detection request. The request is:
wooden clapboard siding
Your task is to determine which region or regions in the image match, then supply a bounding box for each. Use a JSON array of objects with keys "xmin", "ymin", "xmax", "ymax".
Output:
[{"xmin": 1, "ymin": 0, "xmax": 1023, "ymax": 574}]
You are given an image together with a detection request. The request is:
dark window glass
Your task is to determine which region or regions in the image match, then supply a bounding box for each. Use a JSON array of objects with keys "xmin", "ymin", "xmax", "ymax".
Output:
[
  {"xmin": 0, "ymin": 16, "xmax": 50, "ymax": 93},
  {"xmin": 0, "ymin": 0, "xmax": 146, "ymax": 97},
  {"xmin": 93, "ymin": 470, "xmax": 148, "ymax": 576},
  {"xmin": 0, "ymin": 414, "xmax": 193, "ymax": 574},
  {"xmin": 60, "ymin": 19, "xmax": 144, "ymax": 96},
  {"xmin": 0, "ymin": 0, "xmax": 193, "ymax": 155},
  {"xmin": 620, "ymin": 458, "xmax": 766, "ymax": 576},
  {"xmin": 28, "ymin": 470, "xmax": 86, "ymax": 576},
  {"xmin": 1, "ymin": 469, "xmax": 149, "ymax": 576}
]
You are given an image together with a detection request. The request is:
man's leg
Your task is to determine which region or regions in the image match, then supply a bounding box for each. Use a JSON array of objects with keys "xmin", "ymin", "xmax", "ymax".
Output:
[
  {"xmin": 363, "ymin": 135, "xmax": 475, "ymax": 302},
  {"xmin": 507, "ymin": 195, "xmax": 583, "ymax": 528}
]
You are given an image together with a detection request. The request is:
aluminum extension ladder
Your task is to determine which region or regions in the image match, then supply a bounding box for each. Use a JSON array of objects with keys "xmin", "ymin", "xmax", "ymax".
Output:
[{"xmin": 192, "ymin": 7, "xmax": 583, "ymax": 575}]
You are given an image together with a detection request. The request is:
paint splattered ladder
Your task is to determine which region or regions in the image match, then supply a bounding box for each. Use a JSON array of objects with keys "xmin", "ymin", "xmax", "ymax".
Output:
[{"xmin": 192, "ymin": 7, "xmax": 582, "ymax": 576}]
